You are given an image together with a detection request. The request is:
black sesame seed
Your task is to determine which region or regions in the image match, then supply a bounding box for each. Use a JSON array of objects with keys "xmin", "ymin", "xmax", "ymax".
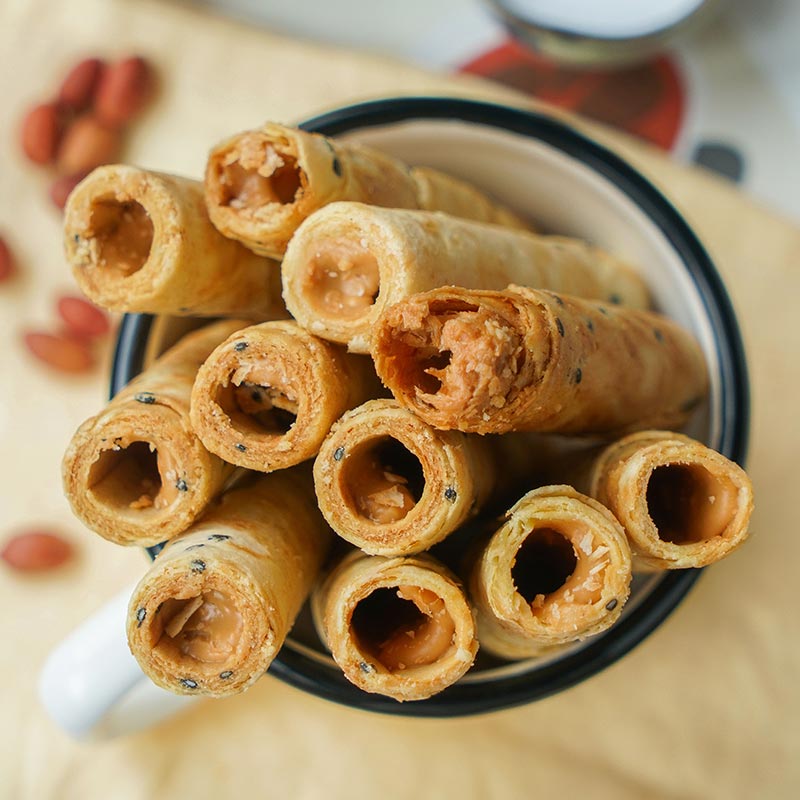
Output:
[
  {"xmin": 235, "ymin": 443, "xmax": 247, "ymax": 452},
  {"xmin": 444, "ymin": 487, "xmax": 457, "ymax": 502},
  {"xmin": 190, "ymin": 559, "xmax": 206, "ymax": 573},
  {"xmin": 359, "ymin": 662, "xmax": 373, "ymax": 673},
  {"xmin": 598, "ymin": 307, "xmax": 608, "ymax": 316},
  {"xmin": 208, "ymin": 534, "xmax": 231, "ymax": 542},
  {"xmin": 333, "ymin": 446, "xmax": 345, "ymax": 462},
  {"xmin": 654, "ymin": 328, "xmax": 664, "ymax": 342},
  {"xmin": 555, "ymin": 318, "xmax": 565, "ymax": 337},
  {"xmin": 609, "ymin": 293, "xmax": 622, "ymax": 305},
  {"xmin": 554, "ymin": 295, "xmax": 564, "ymax": 306},
  {"xmin": 134, "ymin": 392, "xmax": 156, "ymax": 404},
  {"xmin": 233, "ymin": 341, "xmax": 248, "ymax": 351},
  {"xmin": 587, "ymin": 319, "xmax": 594, "ymax": 332},
  {"xmin": 250, "ymin": 389, "xmax": 261, "ymax": 402},
  {"xmin": 219, "ymin": 670, "xmax": 233, "ymax": 680},
  {"xmin": 185, "ymin": 543, "xmax": 205, "ymax": 551},
  {"xmin": 73, "ymin": 234, "xmax": 80, "ymax": 243},
  {"xmin": 136, "ymin": 607, "xmax": 146, "ymax": 627},
  {"xmin": 332, "ymin": 156, "xmax": 342, "ymax": 177},
  {"xmin": 574, "ymin": 368, "xmax": 582, "ymax": 384},
  {"xmin": 179, "ymin": 678, "xmax": 198, "ymax": 689},
  {"xmin": 176, "ymin": 478, "xmax": 188, "ymax": 492},
  {"xmin": 606, "ymin": 599, "xmax": 618, "ymax": 611}
]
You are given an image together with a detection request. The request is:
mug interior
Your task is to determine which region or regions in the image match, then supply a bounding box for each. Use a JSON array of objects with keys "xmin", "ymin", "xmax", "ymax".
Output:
[{"xmin": 112, "ymin": 98, "xmax": 748, "ymax": 716}]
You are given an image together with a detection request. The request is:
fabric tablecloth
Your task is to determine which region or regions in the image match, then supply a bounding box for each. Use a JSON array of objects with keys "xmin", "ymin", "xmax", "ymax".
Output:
[{"xmin": 0, "ymin": 0, "xmax": 797, "ymax": 797}]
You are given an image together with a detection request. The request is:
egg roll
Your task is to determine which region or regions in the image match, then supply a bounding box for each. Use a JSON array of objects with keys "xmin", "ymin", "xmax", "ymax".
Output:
[
  {"xmin": 312, "ymin": 551, "xmax": 478, "ymax": 701},
  {"xmin": 587, "ymin": 431, "xmax": 753, "ymax": 570},
  {"xmin": 64, "ymin": 164, "xmax": 285, "ymax": 318},
  {"xmin": 283, "ymin": 202, "xmax": 649, "ymax": 352},
  {"xmin": 471, "ymin": 486, "xmax": 632, "ymax": 659},
  {"xmin": 63, "ymin": 320, "xmax": 245, "ymax": 546},
  {"xmin": 204, "ymin": 123, "xmax": 526, "ymax": 259},
  {"xmin": 127, "ymin": 469, "xmax": 332, "ymax": 697},
  {"xmin": 314, "ymin": 398, "xmax": 545, "ymax": 556},
  {"xmin": 190, "ymin": 320, "xmax": 381, "ymax": 473},
  {"xmin": 373, "ymin": 285, "xmax": 708, "ymax": 435}
]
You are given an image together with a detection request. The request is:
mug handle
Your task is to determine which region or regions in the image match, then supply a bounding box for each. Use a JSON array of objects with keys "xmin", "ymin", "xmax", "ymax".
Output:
[{"xmin": 39, "ymin": 584, "xmax": 196, "ymax": 739}]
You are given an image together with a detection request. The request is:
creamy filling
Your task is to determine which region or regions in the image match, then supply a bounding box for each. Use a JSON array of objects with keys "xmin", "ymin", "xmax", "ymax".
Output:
[
  {"xmin": 351, "ymin": 585, "xmax": 456, "ymax": 672},
  {"xmin": 302, "ymin": 238, "xmax": 380, "ymax": 320},
  {"xmin": 216, "ymin": 368, "xmax": 298, "ymax": 438},
  {"xmin": 88, "ymin": 440, "xmax": 180, "ymax": 512},
  {"xmin": 646, "ymin": 463, "xmax": 739, "ymax": 544},
  {"xmin": 343, "ymin": 437, "xmax": 423, "ymax": 524},
  {"xmin": 156, "ymin": 590, "xmax": 243, "ymax": 664},
  {"xmin": 218, "ymin": 141, "xmax": 303, "ymax": 209},
  {"xmin": 88, "ymin": 199, "xmax": 153, "ymax": 276},
  {"xmin": 391, "ymin": 302, "xmax": 524, "ymax": 415},
  {"xmin": 512, "ymin": 524, "xmax": 608, "ymax": 622}
]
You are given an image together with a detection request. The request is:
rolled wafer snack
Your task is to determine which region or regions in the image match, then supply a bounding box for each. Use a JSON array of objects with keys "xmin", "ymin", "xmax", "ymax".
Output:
[
  {"xmin": 63, "ymin": 320, "xmax": 246, "ymax": 546},
  {"xmin": 587, "ymin": 431, "xmax": 753, "ymax": 570},
  {"xmin": 204, "ymin": 123, "xmax": 526, "ymax": 259},
  {"xmin": 190, "ymin": 320, "xmax": 381, "ymax": 472},
  {"xmin": 283, "ymin": 202, "xmax": 649, "ymax": 352},
  {"xmin": 314, "ymin": 398, "xmax": 538, "ymax": 556},
  {"xmin": 312, "ymin": 551, "xmax": 478, "ymax": 701},
  {"xmin": 373, "ymin": 285, "xmax": 708, "ymax": 436},
  {"xmin": 127, "ymin": 469, "xmax": 332, "ymax": 697},
  {"xmin": 64, "ymin": 165, "xmax": 285, "ymax": 318},
  {"xmin": 471, "ymin": 486, "xmax": 632, "ymax": 659}
]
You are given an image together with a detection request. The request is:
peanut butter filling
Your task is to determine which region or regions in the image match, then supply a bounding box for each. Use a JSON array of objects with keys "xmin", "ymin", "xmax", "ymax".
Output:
[
  {"xmin": 215, "ymin": 367, "xmax": 298, "ymax": 438},
  {"xmin": 302, "ymin": 239, "xmax": 380, "ymax": 319},
  {"xmin": 646, "ymin": 463, "xmax": 740, "ymax": 544},
  {"xmin": 88, "ymin": 439, "xmax": 181, "ymax": 512},
  {"xmin": 88, "ymin": 199, "xmax": 153, "ymax": 276},
  {"xmin": 217, "ymin": 139, "xmax": 303, "ymax": 210},
  {"xmin": 342, "ymin": 437, "xmax": 423, "ymax": 525},
  {"xmin": 390, "ymin": 302, "xmax": 524, "ymax": 415},
  {"xmin": 156, "ymin": 590, "xmax": 243, "ymax": 664},
  {"xmin": 351, "ymin": 585, "xmax": 456, "ymax": 672},
  {"xmin": 512, "ymin": 524, "xmax": 609, "ymax": 625}
]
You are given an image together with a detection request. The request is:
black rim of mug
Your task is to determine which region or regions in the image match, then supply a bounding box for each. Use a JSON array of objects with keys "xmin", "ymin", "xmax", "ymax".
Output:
[{"xmin": 110, "ymin": 97, "xmax": 750, "ymax": 717}]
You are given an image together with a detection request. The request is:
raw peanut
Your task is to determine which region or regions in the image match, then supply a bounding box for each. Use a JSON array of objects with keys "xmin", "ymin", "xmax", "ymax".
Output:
[
  {"xmin": 49, "ymin": 171, "xmax": 88, "ymax": 211},
  {"xmin": 57, "ymin": 294, "xmax": 110, "ymax": 338},
  {"xmin": 23, "ymin": 331, "xmax": 94, "ymax": 373},
  {"xmin": 95, "ymin": 56, "xmax": 154, "ymax": 127},
  {"xmin": 2, "ymin": 530, "xmax": 73, "ymax": 572},
  {"xmin": 56, "ymin": 115, "xmax": 120, "ymax": 175},
  {"xmin": 20, "ymin": 102, "xmax": 63, "ymax": 165},
  {"xmin": 0, "ymin": 236, "xmax": 13, "ymax": 282},
  {"xmin": 58, "ymin": 57, "xmax": 106, "ymax": 111}
]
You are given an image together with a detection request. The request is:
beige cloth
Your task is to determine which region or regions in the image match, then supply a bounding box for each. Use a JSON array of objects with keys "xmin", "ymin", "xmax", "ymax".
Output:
[{"xmin": 0, "ymin": 1, "xmax": 797, "ymax": 798}]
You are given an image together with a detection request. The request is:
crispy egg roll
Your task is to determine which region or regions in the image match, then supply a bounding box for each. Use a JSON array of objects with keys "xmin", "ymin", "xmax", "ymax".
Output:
[
  {"xmin": 127, "ymin": 470, "xmax": 332, "ymax": 697},
  {"xmin": 587, "ymin": 431, "xmax": 753, "ymax": 570},
  {"xmin": 471, "ymin": 486, "xmax": 632, "ymax": 659},
  {"xmin": 190, "ymin": 320, "xmax": 381, "ymax": 472},
  {"xmin": 283, "ymin": 202, "xmax": 649, "ymax": 352},
  {"xmin": 204, "ymin": 123, "xmax": 526, "ymax": 259},
  {"xmin": 373, "ymin": 285, "xmax": 708, "ymax": 435},
  {"xmin": 312, "ymin": 551, "xmax": 478, "ymax": 701},
  {"xmin": 64, "ymin": 165, "xmax": 285, "ymax": 318},
  {"xmin": 313, "ymin": 398, "xmax": 545, "ymax": 556},
  {"xmin": 63, "ymin": 320, "xmax": 245, "ymax": 546}
]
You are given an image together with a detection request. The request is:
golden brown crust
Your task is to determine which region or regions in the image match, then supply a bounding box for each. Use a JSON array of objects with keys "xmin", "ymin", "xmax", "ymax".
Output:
[
  {"xmin": 373, "ymin": 285, "xmax": 708, "ymax": 435},
  {"xmin": 64, "ymin": 164, "xmax": 286, "ymax": 318},
  {"xmin": 127, "ymin": 470, "xmax": 331, "ymax": 696},
  {"xmin": 470, "ymin": 486, "xmax": 632, "ymax": 658},
  {"xmin": 190, "ymin": 321, "xmax": 381, "ymax": 472},
  {"xmin": 62, "ymin": 320, "xmax": 246, "ymax": 546},
  {"xmin": 588, "ymin": 431, "xmax": 754, "ymax": 569},
  {"xmin": 313, "ymin": 399, "xmax": 495, "ymax": 556},
  {"xmin": 204, "ymin": 123, "xmax": 527, "ymax": 259},
  {"xmin": 282, "ymin": 202, "xmax": 649, "ymax": 352},
  {"xmin": 312, "ymin": 551, "xmax": 478, "ymax": 701}
]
